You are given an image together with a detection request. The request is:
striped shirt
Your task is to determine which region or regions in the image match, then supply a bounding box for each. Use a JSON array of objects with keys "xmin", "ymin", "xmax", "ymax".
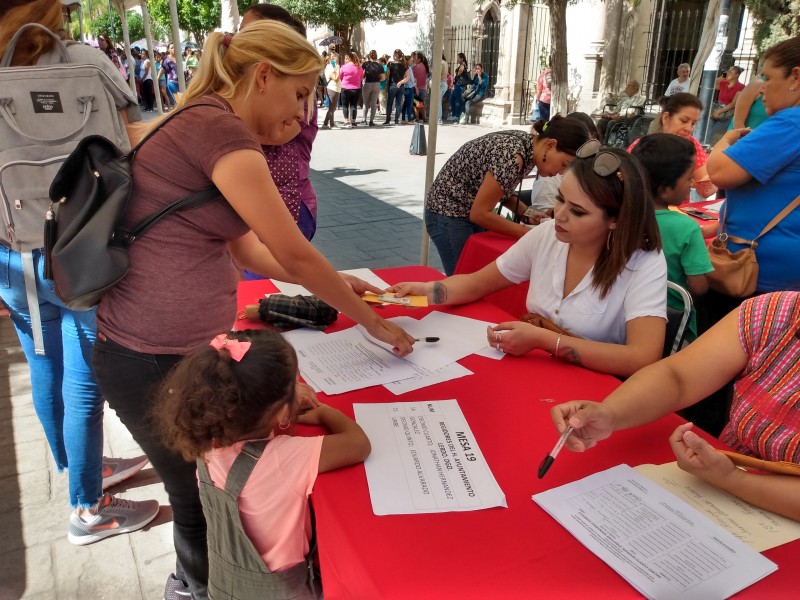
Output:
[{"xmin": 720, "ymin": 292, "xmax": 800, "ymax": 463}]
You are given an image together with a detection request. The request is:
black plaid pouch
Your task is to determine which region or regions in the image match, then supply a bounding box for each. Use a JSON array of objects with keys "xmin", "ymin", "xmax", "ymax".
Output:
[{"xmin": 257, "ymin": 295, "xmax": 338, "ymax": 330}]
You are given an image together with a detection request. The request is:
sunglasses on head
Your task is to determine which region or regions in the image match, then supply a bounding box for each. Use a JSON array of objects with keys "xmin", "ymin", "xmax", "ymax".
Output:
[{"xmin": 575, "ymin": 139, "xmax": 623, "ymax": 179}]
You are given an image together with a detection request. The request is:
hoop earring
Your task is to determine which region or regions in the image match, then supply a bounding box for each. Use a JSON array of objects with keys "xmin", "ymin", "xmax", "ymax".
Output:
[
  {"xmin": 606, "ymin": 230, "xmax": 614, "ymax": 251},
  {"xmin": 278, "ymin": 419, "xmax": 291, "ymax": 430}
]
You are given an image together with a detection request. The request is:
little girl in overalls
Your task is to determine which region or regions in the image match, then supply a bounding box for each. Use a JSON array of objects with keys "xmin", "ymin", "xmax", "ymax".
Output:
[{"xmin": 154, "ymin": 330, "xmax": 371, "ymax": 600}]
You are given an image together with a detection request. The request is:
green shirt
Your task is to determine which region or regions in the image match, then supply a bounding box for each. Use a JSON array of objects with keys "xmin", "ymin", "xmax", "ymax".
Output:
[
  {"xmin": 185, "ymin": 55, "xmax": 198, "ymax": 69},
  {"xmin": 655, "ymin": 209, "xmax": 714, "ymax": 340}
]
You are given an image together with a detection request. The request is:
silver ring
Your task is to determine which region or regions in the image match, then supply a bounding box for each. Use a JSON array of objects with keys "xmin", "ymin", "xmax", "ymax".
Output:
[{"xmin": 495, "ymin": 332, "xmax": 501, "ymax": 343}]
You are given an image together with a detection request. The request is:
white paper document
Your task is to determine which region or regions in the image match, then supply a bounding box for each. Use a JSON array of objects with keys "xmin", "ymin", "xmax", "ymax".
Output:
[
  {"xmin": 290, "ymin": 328, "xmax": 419, "ymax": 394},
  {"xmin": 418, "ymin": 311, "xmax": 505, "ymax": 360},
  {"xmin": 355, "ymin": 400, "xmax": 507, "ymax": 515},
  {"xmin": 357, "ymin": 315, "xmax": 489, "ymax": 370},
  {"xmin": 383, "ymin": 362, "xmax": 473, "ymax": 395},
  {"xmin": 270, "ymin": 268, "xmax": 391, "ymax": 297},
  {"xmin": 698, "ymin": 199, "xmax": 725, "ymax": 214},
  {"xmin": 533, "ymin": 464, "xmax": 777, "ymax": 600}
]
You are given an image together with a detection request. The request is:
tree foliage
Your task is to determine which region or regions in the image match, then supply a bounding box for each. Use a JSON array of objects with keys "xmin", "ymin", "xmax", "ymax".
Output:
[
  {"xmin": 743, "ymin": 0, "xmax": 800, "ymax": 53},
  {"xmin": 147, "ymin": 0, "xmax": 221, "ymax": 46},
  {"xmin": 88, "ymin": 10, "xmax": 145, "ymax": 44},
  {"xmin": 270, "ymin": 0, "xmax": 413, "ymax": 51}
]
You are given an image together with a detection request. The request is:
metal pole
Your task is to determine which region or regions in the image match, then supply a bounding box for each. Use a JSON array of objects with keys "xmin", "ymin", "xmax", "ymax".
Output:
[
  {"xmin": 420, "ymin": 0, "xmax": 447, "ymax": 267},
  {"xmin": 107, "ymin": 0, "xmax": 115, "ymax": 40},
  {"xmin": 117, "ymin": 1, "xmax": 137, "ymax": 99},
  {"xmin": 168, "ymin": 0, "xmax": 186, "ymax": 93},
  {"xmin": 698, "ymin": 0, "xmax": 730, "ymax": 144},
  {"xmin": 140, "ymin": 0, "xmax": 163, "ymax": 114}
]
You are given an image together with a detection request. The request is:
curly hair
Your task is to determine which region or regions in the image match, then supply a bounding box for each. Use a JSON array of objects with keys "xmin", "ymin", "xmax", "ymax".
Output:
[{"xmin": 153, "ymin": 330, "xmax": 297, "ymax": 461}]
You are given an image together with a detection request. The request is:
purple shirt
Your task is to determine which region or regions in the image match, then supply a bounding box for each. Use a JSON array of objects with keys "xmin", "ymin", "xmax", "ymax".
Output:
[{"xmin": 261, "ymin": 103, "xmax": 318, "ymax": 239}]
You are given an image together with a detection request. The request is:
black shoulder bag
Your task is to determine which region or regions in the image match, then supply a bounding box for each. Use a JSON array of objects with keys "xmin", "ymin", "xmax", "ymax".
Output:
[{"xmin": 45, "ymin": 103, "xmax": 222, "ymax": 310}]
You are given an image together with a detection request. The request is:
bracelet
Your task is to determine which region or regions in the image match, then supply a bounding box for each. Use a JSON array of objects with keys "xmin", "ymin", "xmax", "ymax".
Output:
[{"xmin": 552, "ymin": 334, "xmax": 562, "ymax": 358}]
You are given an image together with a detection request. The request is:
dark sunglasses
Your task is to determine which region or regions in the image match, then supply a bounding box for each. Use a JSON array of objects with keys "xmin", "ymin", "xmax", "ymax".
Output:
[{"xmin": 575, "ymin": 139, "xmax": 623, "ymax": 178}]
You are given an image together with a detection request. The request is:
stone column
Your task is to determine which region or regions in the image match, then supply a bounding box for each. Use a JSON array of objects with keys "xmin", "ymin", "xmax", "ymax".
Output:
[{"xmin": 578, "ymin": 0, "xmax": 608, "ymax": 114}]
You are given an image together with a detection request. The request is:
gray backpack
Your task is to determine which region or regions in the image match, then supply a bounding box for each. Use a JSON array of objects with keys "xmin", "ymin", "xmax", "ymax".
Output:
[
  {"xmin": 0, "ymin": 23, "xmax": 135, "ymax": 354},
  {"xmin": 0, "ymin": 23, "xmax": 134, "ymax": 252}
]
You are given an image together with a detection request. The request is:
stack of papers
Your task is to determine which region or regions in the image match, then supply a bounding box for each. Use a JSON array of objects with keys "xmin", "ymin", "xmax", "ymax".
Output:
[
  {"xmin": 533, "ymin": 465, "xmax": 778, "ymax": 599},
  {"xmin": 270, "ymin": 268, "xmax": 390, "ymax": 297},
  {"xmin": 283, "ymin": 311, "xmax": 504, "ymax": 395}
]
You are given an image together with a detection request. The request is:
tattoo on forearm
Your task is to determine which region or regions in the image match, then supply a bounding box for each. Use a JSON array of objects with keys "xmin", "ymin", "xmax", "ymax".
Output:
[
  {"xmin": 431, "ymin": 282, "xmax": 447, "ymax": 304},
  {"xmin": 556, "ymin": 344, "xmax": 582, "ymax": 366}
]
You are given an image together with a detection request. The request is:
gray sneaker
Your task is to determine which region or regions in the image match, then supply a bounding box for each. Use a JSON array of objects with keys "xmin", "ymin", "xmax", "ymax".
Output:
[
  {"xmin": 164, "ymin": 574, "xmax": 192, "ymax": 600},
  {"xmin": 67, "ymin": 493, "xmax": 159, "ymax": 546},
  {"xmin": 102, "ymin": 455, "xmax": 149, "ymax": 490}
]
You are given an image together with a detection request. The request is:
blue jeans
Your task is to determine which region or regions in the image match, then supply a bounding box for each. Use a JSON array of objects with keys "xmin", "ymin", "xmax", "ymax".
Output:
[
  {"xmin": 385, "ymin": 85, "xmax": 402, "ymax": 123},
  {"xmin": 167, "ymin": 79, "xmax": 179, "ymax": 104},
  {"xmin": 0, "ymin": 247, "xmax": 103, "ymax": 508},
  {"xmin": 450, "ymin": 83, "xmax": 464, "ymax": 118},
  {"xmin": 424, "ymin": 210, "xmax": 485, "ymax": 276},
  {"xmin": 404, "ymin": 87, "xmax": 415, "ymax": 122}
]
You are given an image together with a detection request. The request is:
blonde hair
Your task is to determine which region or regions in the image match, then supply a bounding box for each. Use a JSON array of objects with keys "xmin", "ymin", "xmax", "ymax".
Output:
[
  {"xmin": 0, "ymin": 0, "xmax": 64, "ymax": 67},
  {"xmin": 183, "ymin": 21, "xmax": 322, "ymax": 105}
]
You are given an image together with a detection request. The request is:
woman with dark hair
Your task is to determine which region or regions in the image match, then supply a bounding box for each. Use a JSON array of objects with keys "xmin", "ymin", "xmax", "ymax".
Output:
[
  {"xmin": 411, "ymin": 51, "xmax": 430, "ymax": 122},
  {"xmin": 395, "ymin": 145, "xmax": 666, "ymax": 377},
  {"xmin": 704, "ymin": 36, "xmax": 800, "ymax": 319},
  {"xmin": 362, "ymin": 49, "xmax": 383, "ymax": 126},
  {"xmin": 631, "ymin": 92, "xmax": 717, "ymax": 200},
  {"xmin": 139, "ymin": 48, "xmax": 155, "ymax": 111},
  {"xmin": 449, "ymin": 52, "xmax": 469, "ymax": 122},
  {"xmin": 383, "ymin": 48, "xmax": 407, "ymax": 125},
  {"xmin": 421, "ymin": 116, "xmax": 591, "ymax": 275}
]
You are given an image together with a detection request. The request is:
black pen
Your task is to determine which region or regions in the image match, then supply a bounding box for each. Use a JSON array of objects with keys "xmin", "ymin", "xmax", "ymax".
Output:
[
  {"xmin": 537, "ymin": 426, "xmax": 573, "ymax": 479},
  {"xmin": 413, "ymin": 337, "xmax": 440, "ymax": 343}
]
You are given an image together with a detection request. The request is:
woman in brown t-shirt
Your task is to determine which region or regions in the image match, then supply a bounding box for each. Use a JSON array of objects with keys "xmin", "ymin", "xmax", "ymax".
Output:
[{"xmin": 91, "ymin": 21, "xmax": 413, "ymax": 600}]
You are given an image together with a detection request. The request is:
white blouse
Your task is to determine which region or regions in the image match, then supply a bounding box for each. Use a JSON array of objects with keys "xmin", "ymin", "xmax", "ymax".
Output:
[{"xmin": 496, "ymin": 220, "xmax": 667, "ymax": 344}]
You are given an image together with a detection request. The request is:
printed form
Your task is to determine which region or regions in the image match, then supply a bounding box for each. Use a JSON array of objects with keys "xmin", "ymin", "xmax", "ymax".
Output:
[
  {"xmin": 355, "ymin": 400, "xmax": 506, "ymax": 515},
  {"xmin": 533, "ymin": 464, "xmax": 777, "ymax": 599}
]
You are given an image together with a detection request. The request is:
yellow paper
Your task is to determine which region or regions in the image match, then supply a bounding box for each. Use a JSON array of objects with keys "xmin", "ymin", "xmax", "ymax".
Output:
[
  {"xmin": 636, "ymin": 461, "xmax": 800, "ymax": 552},
  {"xmin": 362, "ymin": 292, "xmax": 428, "ymax": 307}
]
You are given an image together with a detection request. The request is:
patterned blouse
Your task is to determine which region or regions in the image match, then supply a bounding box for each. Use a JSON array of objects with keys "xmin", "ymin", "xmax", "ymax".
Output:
[
  {"xmin": 426, "ymin": 130, "xmax": 536, "ymax": 219},
  {"xmin": 720, "ymin": 291, "xmax": 800, "ymax": 463}
]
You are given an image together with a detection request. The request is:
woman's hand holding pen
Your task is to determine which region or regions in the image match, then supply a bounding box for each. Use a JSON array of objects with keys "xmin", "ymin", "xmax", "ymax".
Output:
[
  {"xmin": 669, "ymin": 423, "xmax": 739, "ymax": 488},
  {"xmin": 488, "ymin": 322, "xmax": 539, "ymax": 356},
  {"xmin": 549, "ymin": 401, "xmax": 615, "ymax": 452}
]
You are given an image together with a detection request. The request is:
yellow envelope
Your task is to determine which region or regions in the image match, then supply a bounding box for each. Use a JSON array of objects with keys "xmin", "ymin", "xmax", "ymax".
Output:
[{"xmin": 362, "ymin": 292, "xmax": 428, "ymax": 307}]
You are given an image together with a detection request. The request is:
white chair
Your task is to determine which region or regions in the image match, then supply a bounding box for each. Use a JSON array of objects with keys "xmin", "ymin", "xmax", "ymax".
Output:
[{"xmin": 664, "ymin": 281, "xmax": 693, "ymax": 357}]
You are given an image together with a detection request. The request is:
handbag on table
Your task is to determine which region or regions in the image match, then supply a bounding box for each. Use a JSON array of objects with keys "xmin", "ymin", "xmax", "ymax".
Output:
[{"xmin": 706, "ymin": 194, "xmax": 800, "ymax": 297}]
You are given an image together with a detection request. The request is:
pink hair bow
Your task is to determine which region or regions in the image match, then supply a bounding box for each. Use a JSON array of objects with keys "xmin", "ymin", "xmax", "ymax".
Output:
[{"xmin": 210, "ymin": 334, "xmax": 251, "ymax": 362}]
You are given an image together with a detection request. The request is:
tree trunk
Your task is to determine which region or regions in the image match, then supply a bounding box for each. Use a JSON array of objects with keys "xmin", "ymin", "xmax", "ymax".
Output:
[{"xmin": 548, "ymin": 0, "xmax": 569, "ymax": 116}]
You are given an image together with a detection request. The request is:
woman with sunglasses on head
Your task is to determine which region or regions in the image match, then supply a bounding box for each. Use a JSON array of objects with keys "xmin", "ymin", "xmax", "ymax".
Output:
[
  {"xmin": 394, "ymin": 144, "xmax": 667, "ymax": 378},
  {"xmin": 423, "ymin": 115, "xmax": 590, "ymax": 276}
]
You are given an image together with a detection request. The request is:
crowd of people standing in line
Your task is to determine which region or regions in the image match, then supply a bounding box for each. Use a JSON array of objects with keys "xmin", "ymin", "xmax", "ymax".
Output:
[{"xmin": 317, "ymin": 47, "xmax": 491, "ymax": 127}]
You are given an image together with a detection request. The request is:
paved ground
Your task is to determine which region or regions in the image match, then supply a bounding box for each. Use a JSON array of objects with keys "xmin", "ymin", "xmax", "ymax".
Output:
[{"xmin": 0, "ymin": 108, "xmax": 527, "ymax": 599}]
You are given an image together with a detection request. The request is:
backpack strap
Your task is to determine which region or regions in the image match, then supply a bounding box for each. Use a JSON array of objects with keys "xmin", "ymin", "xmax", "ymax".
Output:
[
  {"xmin": 0, "ymin": 24, "xmax": 69, "ymax": 68},
  {"xmin": 114, "ymin": 186, "xmax": 221, "ymax": 246},
  {"xmin": 113, "ymin": 100, "xmax": 228, "ymax": 246}
]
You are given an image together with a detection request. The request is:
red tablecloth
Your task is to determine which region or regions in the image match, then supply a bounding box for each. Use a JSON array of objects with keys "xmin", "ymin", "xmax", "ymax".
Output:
[{"xmin": 236, "ymin": 267, "xmax": 794, "ymax": 599}]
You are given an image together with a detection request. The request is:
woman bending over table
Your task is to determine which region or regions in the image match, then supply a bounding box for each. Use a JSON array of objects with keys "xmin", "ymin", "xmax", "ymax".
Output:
[
  {"xmin": 425, "ymin": 115, "xmax": 590, "ymax": 275},
  {"xmin": 90, "ymin": 22, "xmax": 413, "ymax": 600},
  {"xmin": 397, "ymin": 145, "xmax": 667, "ymax": 378},
  {"xmin": 551, "ymin": 291, "xmax": 800, "ymax": 521}
]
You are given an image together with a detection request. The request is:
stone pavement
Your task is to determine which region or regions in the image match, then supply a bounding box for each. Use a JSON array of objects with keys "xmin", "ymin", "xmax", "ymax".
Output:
[{"xmin": 0, "ymin": 109, "xmax": 528, "ymax": 599}]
